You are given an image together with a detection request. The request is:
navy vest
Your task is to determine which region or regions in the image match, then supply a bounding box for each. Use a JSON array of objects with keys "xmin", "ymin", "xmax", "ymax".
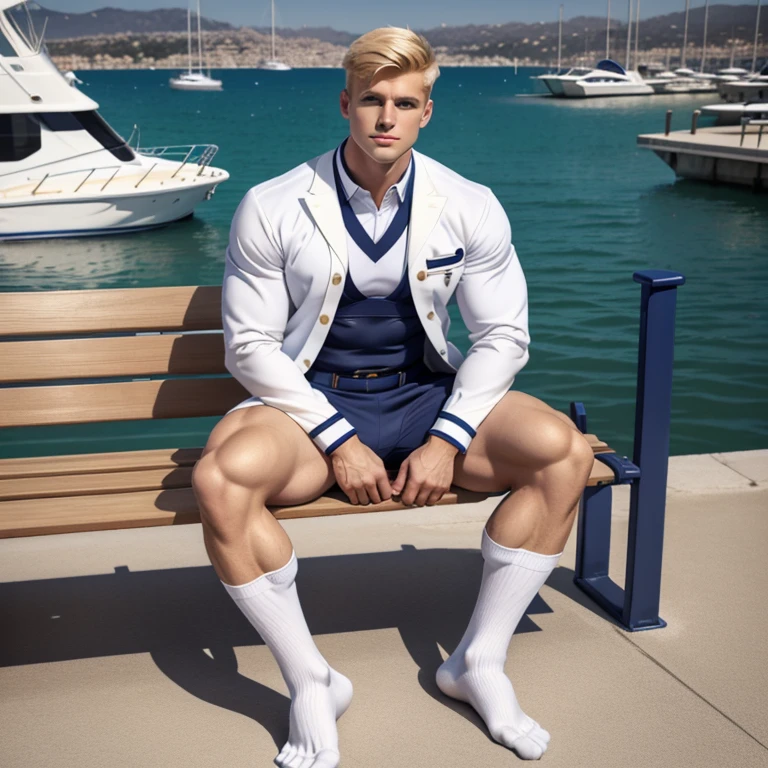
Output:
[{"xmin": 312, "ymin": 148, "xmax": 426, "ymax": 374}]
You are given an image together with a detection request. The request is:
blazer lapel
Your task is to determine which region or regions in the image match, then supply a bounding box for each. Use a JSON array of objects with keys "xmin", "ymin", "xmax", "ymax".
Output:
[
  {"xmin": 302, "ymin": 150, "xmax": 348, "ymax": 272},
  {"xmin": 408, "ymin": 152, "xmax": 447, "ymax": 269}
]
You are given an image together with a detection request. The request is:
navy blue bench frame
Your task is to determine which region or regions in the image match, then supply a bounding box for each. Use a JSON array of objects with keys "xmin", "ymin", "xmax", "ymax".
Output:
[{"xmin": 570, "ymin": 269, "xmax": 686, "ymax": 632}]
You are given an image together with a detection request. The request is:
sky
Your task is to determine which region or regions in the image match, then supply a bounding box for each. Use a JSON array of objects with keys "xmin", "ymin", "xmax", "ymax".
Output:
[{"xmin": 37, "ymin": 0, "xmax": 760, "ymax": 34}]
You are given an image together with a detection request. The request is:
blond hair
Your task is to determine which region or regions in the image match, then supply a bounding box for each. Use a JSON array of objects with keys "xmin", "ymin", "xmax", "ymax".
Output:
[{"xmin": 343, "ymin": 27, "xmax": 440, "ymax": 93}]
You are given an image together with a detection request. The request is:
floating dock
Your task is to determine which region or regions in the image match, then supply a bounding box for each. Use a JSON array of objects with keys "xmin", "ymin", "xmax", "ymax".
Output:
[{"xmin": 638, "ymin": 119, "xmax": 768, "ymax": 189}]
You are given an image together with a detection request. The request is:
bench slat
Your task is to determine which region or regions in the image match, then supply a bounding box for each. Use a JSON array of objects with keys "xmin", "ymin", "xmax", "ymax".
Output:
[
  {"xmin": 0, "ymin": 452, "xmax": 613, "ymax": 538},
  {"xmin": 0, "ymin": 286, "xmax": 221, "ymax": 337},
  {"xmin": 0, "ymin": 486, "xmax": 477, "ymax": 538},
  {"xmin": 0, "ymin": 467, "xmax": 195, "ymax": 501},
  {"xmin": 0, "ymin": 378, "xmax": 249, "ymax": 427},
  {"xmin": 0, "ymin": 334, "xmax": 227, "ymax": 383},
  {"xmin": 0, "ymin": 435, "xmax": 614, "ymax": 488},
  {"xmin": 0, "ymin": 456, "xmax": 616, "ymax": 502},
  {"xmin": 0, "ymin": 448, "xmax": 202, "ymax": 480}
]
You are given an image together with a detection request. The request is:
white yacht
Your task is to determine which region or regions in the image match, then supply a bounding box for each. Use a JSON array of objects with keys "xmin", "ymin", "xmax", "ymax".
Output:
[
  {"xmin": 259, "ymin": 0, "xmax": 291, "ymax": 71},
  {"xmin": 0, "ymin": 0, "xmax": 229, "ymax": 241},
  {"xmin": 718, "ymin": 64, "xmax": 768, "ymax": 103},
  {"xmin": 535, "ymin": 68, "xmax": 593, "ymax": 96},
  {"xmin": 169, "ymin": 0, "xmax": 222, "ymax": 91},
  {"xmin": 700, "ymin": 101, "xmax": 768, "ymax": 125},
  {"xmin": 559, "ymin": 59, "xmax": 654, "ymax": 98},
  {"xmin": 654, "ymin": 68, "xmax": 718, "ymax": 94}
]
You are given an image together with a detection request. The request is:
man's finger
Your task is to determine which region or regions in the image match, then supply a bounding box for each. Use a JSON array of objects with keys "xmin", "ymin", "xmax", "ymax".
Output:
[
  {"xmin": 415, "ymin": 486, "xmax": 434, "ymax": 507},
  {"xmin": 401, "ymin": 475, "xmax": 423, "ymax": 506},
  {"xmin": 377, "ymin": 473, "xmax": 393, "ymax": 502},
  {"xmin": 426, "ymin": 488, "xmax": 446, "ymax": 506},
  {"xmin": 367, "ymin": 479, "xmax": 382, "ymax": 505},
  {"xmin": 391, "ymin": 461, "xmax": 409, "ymax": 495},
  {"xmin": 356, "ymin": 486, "xmax": 370, "ymax": 505},
  {"xmin": 343, "ymin": 486, "xmax": 359, "ymax": 505}
]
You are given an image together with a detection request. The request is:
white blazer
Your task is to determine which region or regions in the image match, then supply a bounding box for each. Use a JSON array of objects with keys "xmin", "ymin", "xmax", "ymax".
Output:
[{"xmin": 223, "ymin": 146, "xmax": 530, "ymax": 454}]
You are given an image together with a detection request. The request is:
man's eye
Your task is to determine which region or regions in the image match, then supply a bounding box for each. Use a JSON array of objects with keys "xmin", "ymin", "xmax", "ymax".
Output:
[
  {"xmin": 397, "ymin": 101, "xmax": 416, "ymax": 109},
  {"xmin": 361, "ymin": 96, "xmax": 378, "ymax": 102}
]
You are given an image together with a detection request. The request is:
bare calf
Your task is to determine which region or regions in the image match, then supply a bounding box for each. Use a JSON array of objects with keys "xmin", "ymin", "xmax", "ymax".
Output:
[
  {"xmin": 192, "ymin": 405, "xmax": 351, "ymax": 768},
  {"xmin": 192, "ymin": 405, "xmax": 336, "ymax": 584}
]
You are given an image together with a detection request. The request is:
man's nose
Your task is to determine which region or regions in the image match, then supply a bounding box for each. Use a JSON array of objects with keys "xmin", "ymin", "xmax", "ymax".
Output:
[{"xmin": 377, "ymin": 102, "xmax": 396, "ymax": 130}]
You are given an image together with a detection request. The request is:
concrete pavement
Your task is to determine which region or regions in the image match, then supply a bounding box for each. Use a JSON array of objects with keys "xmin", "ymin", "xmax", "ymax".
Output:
[{"xmin": 1, "ymin": 450, "xmax": 766, "ymax": 767}]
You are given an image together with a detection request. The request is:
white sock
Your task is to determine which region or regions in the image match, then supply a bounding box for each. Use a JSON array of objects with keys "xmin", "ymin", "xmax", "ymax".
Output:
[
  {"xmin": 222, "ymin": 552, "xmax": 353, "ymax": 768},
  {"xmin": 436, "ymin": 529, "xmax": 561, "ymax": 760}
]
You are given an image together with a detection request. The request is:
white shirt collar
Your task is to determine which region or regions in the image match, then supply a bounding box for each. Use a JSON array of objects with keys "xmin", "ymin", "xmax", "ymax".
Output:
[{"xmin": 335, "ymin": 141, "xmax": 413, "ymax": 204}]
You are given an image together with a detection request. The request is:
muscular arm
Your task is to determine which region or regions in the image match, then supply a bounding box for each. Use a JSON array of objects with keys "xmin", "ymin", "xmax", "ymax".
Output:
[
  {"xmin": 222, "ymin": 189, "xmax": 358, "ymax": 455},
  {"xmin": 428, "ymin": 190, "xmax": 530, "ymax": 453}
]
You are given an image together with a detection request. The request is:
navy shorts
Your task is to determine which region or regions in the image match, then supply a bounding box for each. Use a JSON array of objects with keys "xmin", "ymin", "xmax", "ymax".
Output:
[{"xmin": 313, "ymin": 367, "xmax": 455, "ymax": 470}]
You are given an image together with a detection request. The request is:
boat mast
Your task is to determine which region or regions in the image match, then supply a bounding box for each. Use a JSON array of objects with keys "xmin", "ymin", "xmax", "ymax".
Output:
[
  {"xmin": 196, "ymin": 0, "xmax": 203, "ymax": 73},
  {"xmin": 752, "ymin": 0, "xmax": 762, "ymax": 74},
  {"xmin": 681, "ymin": 0, "xmax": 690, "ymax": 68},
  {"xmin": 701, "ymin": 0, "xmax": 709, "ymax": 73},
  {"xmin": 729, "ymin": 28, "xmax": 736, "ymax": 68},
  {"xmin": 634, "ymin": 0, "xmax": 641, "ymax": 69},
  {"xmin": 186, "ymin": 0, "xmax": 192, "ymax": 74},
  {"xmin": 271, "ymin": 0, "xmax": 276, "ymax": 61},
  {"xmin": 557, "ymin": 4, "xmax": 563, "ymax": 72},
  {"xmin": 625, "ymin": 0, "xmax": 633, "ymax": 69},
  {"xmin": 606, "ymin": 0, "xmax": 611, "ymax": 59}
]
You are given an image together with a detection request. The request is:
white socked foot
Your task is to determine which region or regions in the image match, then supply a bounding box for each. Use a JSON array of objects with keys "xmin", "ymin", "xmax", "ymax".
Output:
[
  {"xmin": 436, "ymin": 653, "xmax": 550, "ymax": 760},
  {"xmin": 274, "ymin": 667, "xmax": 353, "ymax": 768},
  {"xmin": 221, "ymin": 552, "xmax": 353, "ymax": 768},
  {"xmin": 435, "ymin": 530, "xmax": 561, "ymax": 760}
]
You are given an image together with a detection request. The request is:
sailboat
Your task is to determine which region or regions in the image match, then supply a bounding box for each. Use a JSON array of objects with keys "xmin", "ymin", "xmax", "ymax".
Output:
[
  {"xmin": 260, "ymin": 0, "xmax": 291, "ymax": 70},
  {"xmin": 169, "ymin": 0, "xmax": 222, "ymax": 91}
]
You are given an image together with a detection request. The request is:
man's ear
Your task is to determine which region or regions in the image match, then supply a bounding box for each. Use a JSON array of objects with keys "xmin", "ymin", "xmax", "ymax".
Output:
[
  {"xmin": 340, "ymin": 89, "xmax": 350, "ymax": 119},
  {"xmin": 419, "ymin": 98, "xmax": 434, "ymax": 128}
]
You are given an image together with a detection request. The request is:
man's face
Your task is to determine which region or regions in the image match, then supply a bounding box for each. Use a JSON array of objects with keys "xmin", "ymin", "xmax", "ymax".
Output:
[{"xmin": 340, "ymin": 69, "xmax": 433, "ymax": 164}]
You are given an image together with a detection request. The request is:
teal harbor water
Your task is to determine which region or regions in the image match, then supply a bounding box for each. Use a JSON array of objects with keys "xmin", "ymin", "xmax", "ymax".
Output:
[{"xmin": 1, "ymin": 67, "xmax": 767, "ymax": 459}]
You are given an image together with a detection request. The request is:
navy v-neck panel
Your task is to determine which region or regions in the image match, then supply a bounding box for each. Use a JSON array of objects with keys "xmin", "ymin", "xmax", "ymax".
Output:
[{"xmin": 333, "ymin": 146, "xmax": 415, "ymax": 264}]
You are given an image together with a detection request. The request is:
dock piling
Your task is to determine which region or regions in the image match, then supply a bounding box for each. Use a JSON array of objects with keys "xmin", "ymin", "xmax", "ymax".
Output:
[{"xmin": 691, "ymin": 110, "xmax": 701, "ymax": 135}]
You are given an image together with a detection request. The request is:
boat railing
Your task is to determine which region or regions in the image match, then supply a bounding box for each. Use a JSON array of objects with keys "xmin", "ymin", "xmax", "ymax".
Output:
[
  {"xmin": 29, "ymin": 164, "xmax": 137, "ymax": 195},
  {"xmin": 137, "ymin": 144, "xmax": 221, "ymax": 176},
  {"xmin": 22, "ymin": 149, "xmax": 220, "ymax": 197}
]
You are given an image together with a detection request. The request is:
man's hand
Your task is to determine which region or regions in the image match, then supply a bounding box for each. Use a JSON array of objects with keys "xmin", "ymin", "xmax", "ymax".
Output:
[
  {"xmin": 330, "ymin": 435, "xmax": 393, "ymax": 505},
  {"xmin": 391, "ymin": 435, "xmax": 459, "ymax": 507}
]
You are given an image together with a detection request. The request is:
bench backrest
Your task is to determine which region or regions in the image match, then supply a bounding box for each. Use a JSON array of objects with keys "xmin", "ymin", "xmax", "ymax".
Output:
[{"xmin": 0, "ymin": 286, "xmax": 248, "ymax": 428}]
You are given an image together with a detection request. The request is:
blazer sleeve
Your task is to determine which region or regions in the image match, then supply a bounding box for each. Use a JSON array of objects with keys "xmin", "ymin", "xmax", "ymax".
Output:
[
  {"xmin": 222, "ymin": 189, "xmax": 357, "ymax": 454},
  {"xmin": 428, "ymin": 190, "xmax": 530, "ymax": 453}
]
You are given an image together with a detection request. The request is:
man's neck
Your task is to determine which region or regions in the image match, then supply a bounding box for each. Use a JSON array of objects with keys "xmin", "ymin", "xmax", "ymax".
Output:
[{"xmin": 343, "ymin": 138, "xmax": 412, "ymax": 209}]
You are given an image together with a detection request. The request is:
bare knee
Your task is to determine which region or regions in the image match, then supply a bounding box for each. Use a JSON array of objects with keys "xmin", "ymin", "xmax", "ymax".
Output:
[
  {"xmin": 536, "ymin": 422, "xmax": 595, "ymax": 490},
  {"xmin": 192, "ymin": 427, "xmax": 289, "ymax": 535}
]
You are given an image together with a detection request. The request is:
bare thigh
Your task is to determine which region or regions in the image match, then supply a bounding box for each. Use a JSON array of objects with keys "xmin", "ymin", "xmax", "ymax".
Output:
[
  {"xmin": 200, "ymin": 405, "xmax": 337, "ymax": 506},
  {"xmin": 454, "ymin": 390, "xmax": 584, "ymax": 493}
]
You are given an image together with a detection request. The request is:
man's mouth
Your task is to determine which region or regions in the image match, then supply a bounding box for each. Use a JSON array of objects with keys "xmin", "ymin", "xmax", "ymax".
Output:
[{"xmin": 371, "ymin": 135, "xmax": 398, "ymax": 144}]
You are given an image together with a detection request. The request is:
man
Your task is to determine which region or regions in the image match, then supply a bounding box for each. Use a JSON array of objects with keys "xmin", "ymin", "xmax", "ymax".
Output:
[{"xmin": 192, "ymin": 27, "xmax": 594, "ymax": 767}]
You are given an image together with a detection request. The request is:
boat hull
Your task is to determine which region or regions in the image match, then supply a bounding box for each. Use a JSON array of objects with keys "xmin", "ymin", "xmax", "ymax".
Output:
[
  {"xmin": 561, "ymin": 81, "xmax": 654, "ymax": 97},
  {"xmin": 0, "ymin": 181, "xmax": 223, "ymax": 241},
  {"xmin": 169, "ymin": 79, "xmax": 222, "ymax": 91}
]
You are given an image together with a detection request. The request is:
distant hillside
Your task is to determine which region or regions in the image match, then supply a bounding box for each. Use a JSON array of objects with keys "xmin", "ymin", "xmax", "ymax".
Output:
[
  {"xmin": 24, "ymin": 3, "xmax": 234, "ymax": 37},
  {"xmin": 21, "ymin": 3, "xmax": 768, "ymax": 69},
  {"xmin": 420, "ymin": 5, "xmax": 767, "ymax": 54},
  {"xmin": 29, "ymin": 3, "xmax": 768, "ymax": 52}
]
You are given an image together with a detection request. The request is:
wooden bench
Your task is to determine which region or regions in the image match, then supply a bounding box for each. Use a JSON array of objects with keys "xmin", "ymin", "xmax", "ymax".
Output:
[{"xmin": 0, "ymin": 270, "xmax": 685, "ymax": 631}]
